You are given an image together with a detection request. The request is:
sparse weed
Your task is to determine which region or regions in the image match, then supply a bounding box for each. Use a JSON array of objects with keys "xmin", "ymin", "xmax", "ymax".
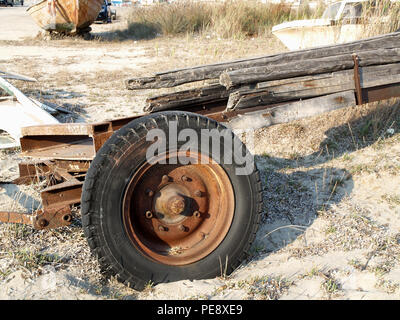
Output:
[
  {"xmin": 375, "ymin": 279, "xmax": 399, "ymax": 294},
  {"xmin": 381, "ymin": 194, "xmax": 400, "ymax": 206},
  {"xmin": 323, "ymin": 278, "xmax": 340, "ymax": 295},
  {"xmin": 324, "ymin": 224, "xmax": 337, "ymax": 235},
  {"xmin": 320, "ymin": 270, "xmax": 341, "ymax": 297},
  {"xmin": 0, "ymin": 269, "xmax": 11, "ymax": 280},
  {"xmin": 342, "ymin": 153, "xmax": 353, "ymax": 162},
  {"xmin": 348, "ymin": 259, "xmax": 364, "ymax": 271},
  {"xmin": 143, "ymin": 280, "xmax": 155, "ymax": 293},
  {"xmin": 371, "ymin": 265, "xmax": 391, "ymax": 277},
  {"xmin": 10, "ymin": 249, "xmax": 64, "ymax": 272},
  {"xmin": 247, "ymin": 276, "xmax": 293, "ymax": 300},
  {"xmin": 300, "ymin": 266, "xmax": 322, "ymax": 279},
  {"xmin": 328, "ymin": 177, "xmax": 345, "ymax": 195}
]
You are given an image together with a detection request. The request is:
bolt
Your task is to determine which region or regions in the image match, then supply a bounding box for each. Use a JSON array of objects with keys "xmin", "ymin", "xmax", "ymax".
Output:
[
  {"xmin": 194, "ymin": 190, "xmax": 202, "ymax": 197},
  {"xmin": 181, "ymin": 175, "xmax": 189, "ymax": 182},
  {"xmin": 37, "ymin": 218, "xmax": 48, "ymax": 228},
  {"xmin": 158, "ymin": 225, "xmax": 167, "ymax": 232},
  {"xmin": 193, "ymin": 211, "xmax": 201, "ymax": 218},
  {"xmin": 62, "ymin": 214, "xmax": 72, "ymax": 222},
  {"xmin": 146, "ymin": 189, "xmax": 154, "ymax": 197},
  {"xmin": 179, "ymin": 225, "xmax": 188, "ymax": 232},
  {"xmin": 162, "ymin": 175, "xmax": 169, "ymax": 183},
  {"xmin": 145, "ymin": 211, "xmax": 153, "ymax": 219}
]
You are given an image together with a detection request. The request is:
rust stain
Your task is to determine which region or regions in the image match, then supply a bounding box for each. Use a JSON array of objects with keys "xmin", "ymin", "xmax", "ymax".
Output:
[
  {"xmin": 303, "ymin": 80, "xmax": 316, "ymax": 88},
  {"xmin": 334, "ymin": 96, "xmax": 345, "ymax": 103}
]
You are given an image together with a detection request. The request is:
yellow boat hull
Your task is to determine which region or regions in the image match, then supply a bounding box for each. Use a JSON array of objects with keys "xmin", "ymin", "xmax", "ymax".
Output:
[{"xmin": 27, "ymin": 0, "xmax": 104, "ymax": 33}]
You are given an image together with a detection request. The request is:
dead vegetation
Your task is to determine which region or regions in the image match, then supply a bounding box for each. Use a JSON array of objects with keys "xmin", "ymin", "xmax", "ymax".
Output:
[
  {"xmin": 362, "ymin": 0, "xmax": 400, "ymax": 36},
  {"xmin": 117, "ymin": 0, "xmax": 326, "ymax": 40},
  {"xmin": 115, "ymin": 0, "xmax": 399, "ymax": 41}
]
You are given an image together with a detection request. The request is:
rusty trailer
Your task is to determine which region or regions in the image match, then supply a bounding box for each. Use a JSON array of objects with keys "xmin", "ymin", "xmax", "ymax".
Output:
[{"xmin": 1, "ymin": 33, "xmax": 400, "ymax": 290}]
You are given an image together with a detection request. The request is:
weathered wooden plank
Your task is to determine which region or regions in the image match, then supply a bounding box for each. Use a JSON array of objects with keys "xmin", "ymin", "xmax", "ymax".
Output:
[
  {"xmin": 255, "ymin": 62, "xmax": 400, "ymax": 90},
  {"xmin": 229, "ymin": 84, "xmax": 353, "ymax": 110},
  {"xmin": 145, "ymin": 61, "xmax": 400, "ymax": 112},
  {"xmin": 254, "ymin": 62, "xmax": 400, "ymax": 90},
  {"xmin": 228, "ymin": 91, "xmax": 356, "ymax": 130},
  {"xmin": 220, "ymin": 48, "xmax": 400, "ymax": 88},
  {"xmin": 145, "ymin": 84, "xmax": 230, "ymax": 112},
  {"xmin": 126, "ymin": 32, "xmax": 400, "ymax": 90},
  {"xmin": 227, "ymin": 62, "xmax": 400, "ymax": 110},
  {"xmin": 255, "ymin": 71, "xmax": 350, "ymax": 90}
]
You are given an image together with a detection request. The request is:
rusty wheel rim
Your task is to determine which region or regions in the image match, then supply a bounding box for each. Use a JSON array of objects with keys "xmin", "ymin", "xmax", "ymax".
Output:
[{"xmin": 122, "ymin": 151, "xmax": 235, "ymax": 266}]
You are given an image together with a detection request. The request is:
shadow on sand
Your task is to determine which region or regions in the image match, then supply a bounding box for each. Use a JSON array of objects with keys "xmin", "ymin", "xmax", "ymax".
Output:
[
  {"xmin": 90, "ymin": 22, "xmax": 159, "ymax": 42},
  {"xmin": 251, "ymin": 100, "xmax": 400, "ymax": 259}
]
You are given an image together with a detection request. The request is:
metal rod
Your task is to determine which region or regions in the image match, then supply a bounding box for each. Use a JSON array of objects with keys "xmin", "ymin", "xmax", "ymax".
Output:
[{"xmin": 352, "ymin": 53, "xmax": 363, "ymax": 105}]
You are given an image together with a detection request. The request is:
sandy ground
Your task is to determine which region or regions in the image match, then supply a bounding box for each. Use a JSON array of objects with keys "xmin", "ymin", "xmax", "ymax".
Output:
[
  {"xmin": 0, "ymin": 7, "xmax": 400, "ymax": 300},
  {"xmin": 0, "ymin": 6, "xmax": 41, "ymax": 41}
]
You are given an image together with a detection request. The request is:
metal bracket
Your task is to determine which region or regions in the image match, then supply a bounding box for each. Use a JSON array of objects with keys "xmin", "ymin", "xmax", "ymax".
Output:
[
  {"xmin": 352, "ymin": 53, "xmax": 363, "ymax": 105},
  {"xmin": 0, "ymin": 206, "xmax": 73, "ymax": 230}
]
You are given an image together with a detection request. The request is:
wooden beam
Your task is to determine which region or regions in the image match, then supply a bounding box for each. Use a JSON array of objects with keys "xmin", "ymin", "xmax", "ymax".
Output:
[
  {"xmin": 227, "ymin": 62, "xmax": 400, "ymax": 110},
  {"xmin": 126, "ymin": 32, "xmax": 400, "ymax": 90},
  {"xmin": 228, "ymin": 91, "xmax": 356, "ymax": 130},
  {"xmin": 220, "ymin": 48, "xmax": 400, "ymax": 88}
]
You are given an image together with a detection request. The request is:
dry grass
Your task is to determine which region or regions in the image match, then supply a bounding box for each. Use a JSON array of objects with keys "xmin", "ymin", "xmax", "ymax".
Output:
[
  {"xmin": 211, "ymin": 275, "xmax": 294, "ymax": 300},
  {"xmin": 122, "ymin": 1, "xmax": 325, "ymax": 40},
  {"xmin": 111, "ymin": 0, "xmax": 399, "ymax": 41},
  {"xmin": 361, "ymin": 0, "xmax": 400, "ymax": 36}
]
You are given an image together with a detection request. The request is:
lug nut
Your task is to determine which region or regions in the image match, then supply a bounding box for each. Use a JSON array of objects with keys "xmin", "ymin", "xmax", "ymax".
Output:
[
  {"xmin": 37, "ymin": 218, "xmax": 48, "ymax": 228},
  {"xmin": 194, "ymin": 190, "xmax": 202, "ymax": 197},
  {"xmin": 193, "ymin": 211, "xmax": 201, "ymax": 218},
  {"xmin": 62, "ymin": 214, "xmax": 72, "ymax": 222},
  {"xmin": 145, "ymin": 211, "xmax": 153, "ymax": 219}
]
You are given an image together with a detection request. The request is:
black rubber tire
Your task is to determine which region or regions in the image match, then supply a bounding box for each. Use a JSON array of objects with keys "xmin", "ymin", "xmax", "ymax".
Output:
[{"xmin": 81, "ymin": 111, "xmax": 262, "ymax": 290}]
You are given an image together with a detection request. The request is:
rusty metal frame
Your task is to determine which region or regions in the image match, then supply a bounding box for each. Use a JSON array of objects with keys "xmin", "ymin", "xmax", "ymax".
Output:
[
  {"xmin": 0, "ymin": 158, "xmax": 88, "ymax": 230},
  {"xmin": 0, "ymin": 116, "xmax": 142, "ymax": 230},
  {"xmin": 1, "ymin": 66, "xmax": 400, "ymax": 230}
]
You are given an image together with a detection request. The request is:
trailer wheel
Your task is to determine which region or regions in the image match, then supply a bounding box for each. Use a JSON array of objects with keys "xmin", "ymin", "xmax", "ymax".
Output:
[{"xmin": 81, "ymin": 111, "xmax": 262, "ymax": 290}]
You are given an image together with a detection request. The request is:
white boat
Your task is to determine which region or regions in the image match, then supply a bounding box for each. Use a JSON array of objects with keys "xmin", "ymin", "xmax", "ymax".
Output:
[{"xmin": 272, "ymin": 0, "xmax": 380, "ymax": 51}]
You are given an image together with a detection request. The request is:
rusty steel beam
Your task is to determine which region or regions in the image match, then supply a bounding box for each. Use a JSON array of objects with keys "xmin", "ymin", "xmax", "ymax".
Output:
[
  {"xmin": 0, "ymin": 206, "xmax": 73, "ymax": 230},
  {"xmin": 19, "ymin": 116, "xmax": 142, "ymax": 160},
  {"xmin": 14, "ymin": 160, "xmax": 90, "ymax": 185},
  {"xmin": 41, "ymin": 180, "xmax": 83, "ymax": 209},
  {"xmin": 1, "ymin": 158, "xmax": 87, "ymax": 230},
  {"xmin": 0, "ymin": 211, "xmax": 35, "ymax": 226},
  {"xmin": 361, "ymin": 82, "xmax": 400, "ymax": 104}
]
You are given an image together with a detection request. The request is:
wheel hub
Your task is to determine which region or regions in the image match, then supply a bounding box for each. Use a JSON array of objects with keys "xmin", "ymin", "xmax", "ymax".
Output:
[
  {"xmin": 122, "ymin": 151, "xmax": 235, "ymax": 266},
  {"xmin": 154, "ymin": 184, "xmax": 189, "ymax": 224}
]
